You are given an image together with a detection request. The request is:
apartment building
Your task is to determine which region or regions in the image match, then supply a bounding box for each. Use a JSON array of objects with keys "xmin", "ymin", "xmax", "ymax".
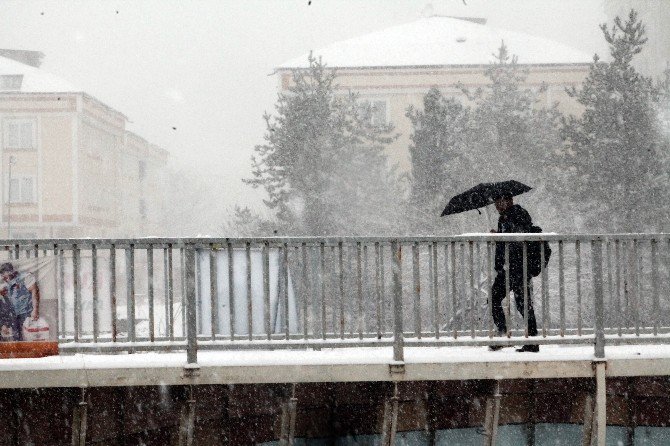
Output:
[
  {"xmin": 0, "ymin": 52, "xmax": 168, "ymax": 238},
  {"xmin": 277, "ymin": 16, "xmax": 593, "ymax": 171}
]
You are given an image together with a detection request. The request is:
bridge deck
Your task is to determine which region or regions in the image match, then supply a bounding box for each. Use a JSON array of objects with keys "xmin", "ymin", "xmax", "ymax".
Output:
[{"xmin": 1, "ymin": 344, "xmax": 669, "ymax": 389}]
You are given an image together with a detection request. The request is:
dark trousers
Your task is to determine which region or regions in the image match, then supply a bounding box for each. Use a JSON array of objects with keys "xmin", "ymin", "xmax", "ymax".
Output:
[
  {"xmin": 491, "ymin": 271, "xmax": 538, "ymax": 336},
  {"xmin": 13, "ymin": 312, "xmax": 30, "ymax": 341}
]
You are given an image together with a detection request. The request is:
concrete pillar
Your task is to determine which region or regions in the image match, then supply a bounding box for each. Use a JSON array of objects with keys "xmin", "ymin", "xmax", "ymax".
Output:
[
  {"xmin": 381, "ymin": 383, "xmax": 399, "ymax": 446},
  {"xmin": 71, "ymin": 388, "xmax": 88, "ymax": 446},
  {"xmin": 279, "ymin": 384, "xmax": 297, "ymax": 446},
  {"xmin": 178, "ymin": 386, "xmax": 196, "ymax": 446},
  {"xmin": 582, "ymin": 394, "xmax": 594, "ymax": 446},
  {"xmin": 482, "ymin": 381, "xmax": 501, "ymax": 446},
  {"xmin": 595, "ymin": 362, "xmax": 607, "ymax": 446}
]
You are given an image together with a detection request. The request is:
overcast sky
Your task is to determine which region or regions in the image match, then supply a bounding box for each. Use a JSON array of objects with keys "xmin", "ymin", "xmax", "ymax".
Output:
[{"xmin": 0, "ymin": 0, "xmax": 609, "ymax": 211}]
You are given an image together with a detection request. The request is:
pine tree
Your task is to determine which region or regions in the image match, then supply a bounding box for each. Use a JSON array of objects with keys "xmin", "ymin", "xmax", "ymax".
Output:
[
  {"xmin": 659, "ymin": 66, "xmax": 670, "ymax": 135},
  {"xmin": 245, "ymin": 55, "xmax": 403, "ymax": 235},
  {"xmin": 220, "ymin": 206, "xmax": 281, "ymax": 237},
  {"xmin": 562, "ymin": 10, "xmax": 667, "ymax": 232},
  {"xmin": 407, "ymin": 87, "xmax": 471, "ymax": 230},
  {"xmin": 460, "ymin": 43, "xmax": 563, "ymax": 188},
  {"xmin": 407, "ymin": 43, "xmax": 564, "ymax": 232}
]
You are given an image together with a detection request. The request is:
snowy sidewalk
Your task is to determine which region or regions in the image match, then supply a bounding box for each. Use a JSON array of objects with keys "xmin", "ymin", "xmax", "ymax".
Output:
[{"xmin": 0, "ymin": 344, "xmax": 669, "ymax": 389}]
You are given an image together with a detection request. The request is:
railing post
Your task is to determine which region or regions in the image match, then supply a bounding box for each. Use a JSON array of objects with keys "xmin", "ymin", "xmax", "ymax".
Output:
[
  {"xmin": 185, "ymin": 245, "xmax": 198, "ymax": 364},
  {"xmin": 91, "ymin": 245, "xmax": 99, "ymax": 343},
  {"xmin": 593, "ymin": 239, "xmax": 607, "ymax": 445},
  {"xmin": 391, "ymin": 240, "xmax": 404, "ymax": 362},
  {"xmin": 73, "ymin": 244, "xmax": 81, "ymax": 343},
  {"xmin": 125, "ymin": 246, "xmax": 135, "ymax": 345},
  {"xmin": 592, "ymin": 239, "xmax": 605, "ymax": 359}
]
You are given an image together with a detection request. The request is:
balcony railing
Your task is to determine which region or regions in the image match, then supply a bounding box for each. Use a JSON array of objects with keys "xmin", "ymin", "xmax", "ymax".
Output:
[{"xmin": 4, "ymin": 234, "xmax": 669, "ymax": 364}]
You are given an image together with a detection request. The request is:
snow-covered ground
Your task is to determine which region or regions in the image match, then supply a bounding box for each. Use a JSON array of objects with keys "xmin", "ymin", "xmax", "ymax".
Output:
[
  {"xmin": 1, "ymin": 343, "xmax": 668, "ymax": 370},
  {"xmin": 0, "ymin": 343, "xmax": 668, "ymax": 388}
]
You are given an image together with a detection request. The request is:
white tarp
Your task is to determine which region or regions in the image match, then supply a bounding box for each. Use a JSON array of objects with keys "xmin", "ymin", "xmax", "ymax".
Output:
[{"xmin": 196, "ymin": 248, "xmax": 299, "ymax": 337}]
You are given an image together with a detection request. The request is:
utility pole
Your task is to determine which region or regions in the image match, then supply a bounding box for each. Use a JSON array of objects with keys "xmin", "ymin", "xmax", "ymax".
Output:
[{"xmin": 7, "ymin": 155, "xmax": 16, "ymax": 239}]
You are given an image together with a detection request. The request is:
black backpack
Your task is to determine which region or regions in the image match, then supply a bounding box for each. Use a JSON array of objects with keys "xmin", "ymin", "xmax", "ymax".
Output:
[{"xmin": 527, "ymin": 225, "xmax": 551, "ymax": 277}]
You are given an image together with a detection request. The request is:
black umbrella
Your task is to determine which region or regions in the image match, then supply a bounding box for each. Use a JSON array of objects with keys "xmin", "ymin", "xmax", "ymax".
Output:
[{"xmin": 440, "ymin": 180, "xmax": 532, "ymax": 217}]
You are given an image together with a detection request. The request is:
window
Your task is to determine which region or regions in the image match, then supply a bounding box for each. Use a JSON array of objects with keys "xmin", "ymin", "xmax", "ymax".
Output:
[
  {"xmin": 4, "ymin": 119, "xmax": 36, "ymax": 150},
  {"xmin": 0, "ymin": 75, "xmax": 23, "ymax": 90},
  {"xmin": 358, "ymin": 99, "xmax": 389, "ymax": 127},
  {"xmin": 6, "ymin": 175, "xmax": 36, "ymax": 204}
]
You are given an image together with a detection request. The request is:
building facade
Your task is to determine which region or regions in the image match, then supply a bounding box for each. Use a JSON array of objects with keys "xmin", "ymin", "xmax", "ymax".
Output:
[
  {"xmin": 277, "ymin": 16, "xmax": 592, "ymax": 171},
  {"xmin": 0, "ymin": 53, "xmax": 168, "ymax": 238}
]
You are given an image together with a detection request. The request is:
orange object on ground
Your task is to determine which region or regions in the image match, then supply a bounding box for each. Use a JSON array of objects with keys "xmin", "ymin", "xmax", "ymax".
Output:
[{"xmin": 0, "ymin": 341, "xmax": 59, "ymax": 358}]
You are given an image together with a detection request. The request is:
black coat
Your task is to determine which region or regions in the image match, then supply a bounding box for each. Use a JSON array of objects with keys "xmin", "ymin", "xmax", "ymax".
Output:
[{"xmin": 494, "ymin": 204, "xmax": 533, "ymax": 274}]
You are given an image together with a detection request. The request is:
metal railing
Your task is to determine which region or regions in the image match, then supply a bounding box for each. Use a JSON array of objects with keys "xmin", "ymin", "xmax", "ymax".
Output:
[{"xmin": 3, "ymin": 234, "xmax": 670, "ymax": 364}]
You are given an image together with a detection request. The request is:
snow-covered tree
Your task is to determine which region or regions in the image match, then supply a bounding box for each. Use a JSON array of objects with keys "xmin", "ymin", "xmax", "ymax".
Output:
[
  {"xmin": 407, "ymin": 87, "xmax": 471, "ymax": 231},
  {"xmin": 220, "ymin": 206, "xmax": 282, "ymax": 237},
  {"xmin": 162, "ymin": 168, "xmax": 229, "ymax": 236},
  {"xmin": 659, "ymin": 66, "xmax": 670, "ymax": 135},
  {"xmin": 245, "ymin": 55, "xmax": 404, "ymax": 235},
  {"xmin": 562, "ymin": 10, "xmax": 668, "ymax": 232},
  {"xmin": 459, "ymin": 43, "xmax": 563, "ymax": 188},
  {"xmin": 406, "ymin": 43, "xmax": 563, "ymax": 232}
]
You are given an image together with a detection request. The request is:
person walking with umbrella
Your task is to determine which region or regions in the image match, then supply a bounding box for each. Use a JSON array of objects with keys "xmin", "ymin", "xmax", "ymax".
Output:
[
  {"xmin": 442, "ymin": 180, "xmax": 540, "ymax": 353},
  {"xmin": 489, "ymin": 193, "xmax": 539, "ymax": 352}
]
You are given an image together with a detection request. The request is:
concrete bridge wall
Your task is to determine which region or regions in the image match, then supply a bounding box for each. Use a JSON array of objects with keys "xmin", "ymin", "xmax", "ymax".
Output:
[{"xmin": 1, "ymin": 377, "xmax": 669, "ymax": 445}]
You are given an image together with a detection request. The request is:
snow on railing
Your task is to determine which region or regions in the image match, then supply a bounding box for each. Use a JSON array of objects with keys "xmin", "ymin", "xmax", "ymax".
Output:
[{"xmin": 2, "ymin": 234, "xmax": 668, "ymax": 363}]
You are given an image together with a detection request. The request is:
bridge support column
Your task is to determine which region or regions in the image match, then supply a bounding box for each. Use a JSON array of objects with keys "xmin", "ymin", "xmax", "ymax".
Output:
[
  {"xmin": 595, "ymin": 361, "xmax": 607, "ymax": 446},
  {"xmin": 279, "ymin": 384, "xmax": 298, "ymax": 446},
  {"xmin": 581, "ymin": 394, "xmax": 595, "ymax": 446},
  {"xmin": 381, "ymin": 383, "xmax": 399, "ymax": 446},
  {"xmin": 71, "ymin": 388, "xmax": 88, "ymax": 446},
  {"xmin": 178, "ymin": 385, "xmax": 196, "ymax": 446},
  {"xmin": 482, "ymin": 381, "xmax": 501, "ymax": 446}
]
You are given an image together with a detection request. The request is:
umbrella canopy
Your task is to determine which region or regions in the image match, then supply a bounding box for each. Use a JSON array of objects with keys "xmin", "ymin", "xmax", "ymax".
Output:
[{"xmin": 441, "ymin": 180, "xmax": 532, "ymax": 217}]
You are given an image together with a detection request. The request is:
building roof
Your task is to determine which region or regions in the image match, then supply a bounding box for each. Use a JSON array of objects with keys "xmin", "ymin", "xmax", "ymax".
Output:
[
  {"xmin": 279, "ymin": 16, "xmax": 593, "ymax": 70},
  {"xmin": 0, "ymin": 54, "xmax": 130, "ymax": 120},
  {"xmin": 0, "ymin": 49, "xmax": 45, "ymax": 68},
  {"xmin": 0, "ymin": 54, "xmax": 79, "ymax": 92}
]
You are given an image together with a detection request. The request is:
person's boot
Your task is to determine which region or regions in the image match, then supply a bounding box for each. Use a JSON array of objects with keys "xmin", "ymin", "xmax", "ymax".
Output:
[
  {"xmin": 516, "ymin": 345, "xmax": 539, "ymax": 353},
  {"xmin": 488, "ymin": 331, "xmax": 506, "ymax": 351}
]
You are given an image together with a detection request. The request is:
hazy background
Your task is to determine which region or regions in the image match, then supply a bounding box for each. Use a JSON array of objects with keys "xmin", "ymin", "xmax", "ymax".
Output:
[{"xmin": 0, "ymin": 0, "xmax": 609, "ymax": 214}]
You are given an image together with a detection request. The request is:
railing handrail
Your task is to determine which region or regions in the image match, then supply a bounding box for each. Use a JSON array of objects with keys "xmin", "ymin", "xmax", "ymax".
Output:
[
  {"xmin": 0, "ymin": 233, "xmax": 669, "ymax": 247},
  {"xmin": 12, "ymin": 233, "xmax": 670, "ymax": 365}
]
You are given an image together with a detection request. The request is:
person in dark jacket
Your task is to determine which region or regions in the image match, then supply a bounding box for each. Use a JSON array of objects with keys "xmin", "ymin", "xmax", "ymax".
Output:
[{"xmin": 489, "ymin": 195, "xmax": 539, "ymax": 352}]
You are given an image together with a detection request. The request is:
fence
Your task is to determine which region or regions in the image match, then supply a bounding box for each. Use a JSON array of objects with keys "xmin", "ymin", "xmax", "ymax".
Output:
[{"xmin": 3, "ymin": 234, "xmax": 670, "ymax": 364}]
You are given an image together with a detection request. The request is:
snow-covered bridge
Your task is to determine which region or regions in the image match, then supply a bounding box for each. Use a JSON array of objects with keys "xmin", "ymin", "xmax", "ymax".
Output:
[
  {"xmin": 32, "ymin": 234, "xmax": 668, "ymax": 358},
  {"xmin": 3, "ymin": 235, "xmax": 670, "ymax": 445}
]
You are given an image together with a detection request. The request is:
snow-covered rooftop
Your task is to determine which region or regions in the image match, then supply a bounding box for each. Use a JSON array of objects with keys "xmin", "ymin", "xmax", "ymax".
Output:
[
  {"xmin": 0, "ymin": 55, "xmax": 79, "ymax": 93},
  {"xmin": 279, "ymin": 16, "xmax": 593, "ymax": 70}
]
